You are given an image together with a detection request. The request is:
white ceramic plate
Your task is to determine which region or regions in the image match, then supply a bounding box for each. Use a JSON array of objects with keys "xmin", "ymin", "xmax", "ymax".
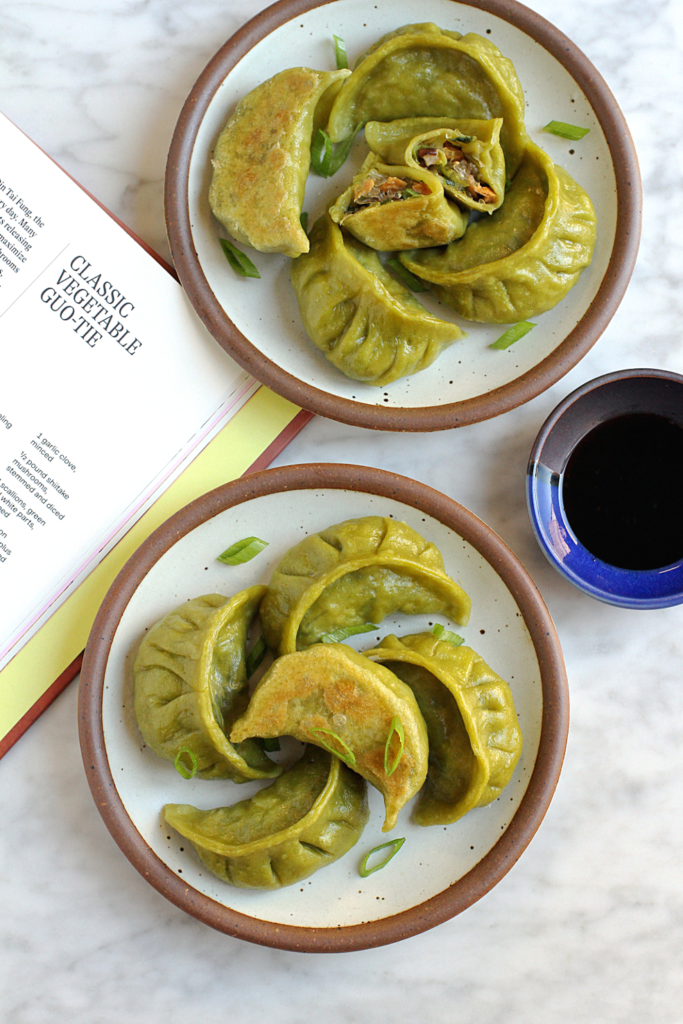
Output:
[
  {"xmin": 166, "ymin": 0, "xmax": 640, "ymax": 430},
  {"xmin": 80, "ymin": 465, "xmax": 568, "ymax": 950}
]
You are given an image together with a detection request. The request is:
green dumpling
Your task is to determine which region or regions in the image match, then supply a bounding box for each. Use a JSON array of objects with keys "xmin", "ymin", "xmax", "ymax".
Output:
[
  {"xmin": 400, "ymin": 141, "xmax": 597, "ymax": 323},
  {"xmin": 259, "ymin": 515, "xmax": 471, "ymax": 654},
  {"xmin": 366, "ymin": 632, "xmax": 522, "ymax": 826},
  {"xmin": 133, "ymin": 588, "xmax": 280, "ymax": 782},
  {"xmin": 230, "ymin": 644, "xmax": 429, "ymax": 832},
  {"xmin": 327, "ymin": 24, "xmax": 527, "ymax": 176},
  {"xmin": 290, "ymin": 212, "xmax": 466, "ymax": 386},
  {"xmin": 164, "ymin": 746, "xmax": 369, "ymax": 889},
  {"xmin": 365, "ymin": 117, "xmax": 506, "ymax": 212},
  {"xmin": 329, "ymin": 154, "xmax": 468, "ymax": 250},
  {"xmin": 209, "ymin": 66, "xmax": 350, "ymax": 257}
]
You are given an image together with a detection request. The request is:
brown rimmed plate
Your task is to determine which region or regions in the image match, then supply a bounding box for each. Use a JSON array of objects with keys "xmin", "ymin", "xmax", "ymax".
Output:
[
  {"xmin": 79, "ymin": 464, "xmax": 568, "ymax": 951},
  {"xmin": 165, "ymin": 0, "xmax": 640, "ymax": 432}
]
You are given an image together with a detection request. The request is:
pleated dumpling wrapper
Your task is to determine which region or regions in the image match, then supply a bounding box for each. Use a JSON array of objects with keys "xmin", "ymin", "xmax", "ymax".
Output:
[
  {"xmin": 366, "ymin": 632, "xmax": 522, "ymax": 826},
  {"xmin": 209, "ymin": 67, "xmax": 350, "ymax": 257},
  {"xmin": 365, "ymin": 117, "xmax": 507, "ymax": 213},
  {"xmin": 260, "ymin": 515, "xmax": 471, "ymax": 655},
  {"xmin": 164, "ymin": 746, "xmax": 369, "ymax": 889},
  {"xmin": 290, "ymin": 213, "xmax": 466, "ymax": 386},
  {"xmin": 327, "ymin": 24, "xmax": 527, "ymax": 177},
  {"xmin": 230, "ymin": 644, "xmax": 429, "ymax": 831},
  {"xmin": 133, "ymin": 588, "xmax": 280, "ymax": 782},
  {"xmin": 400, "ymin": 141, "xmax": 597, "ymax": 323},
  {"xmin": 329, "ymin": 154, "xmax": 468, "ymax": 250}
]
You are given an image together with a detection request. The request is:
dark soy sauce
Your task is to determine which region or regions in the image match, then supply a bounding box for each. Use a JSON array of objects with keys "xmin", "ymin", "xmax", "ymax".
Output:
[{"xmin": 562, "ymin": 413, "xmax": 683, "ymax": 570}]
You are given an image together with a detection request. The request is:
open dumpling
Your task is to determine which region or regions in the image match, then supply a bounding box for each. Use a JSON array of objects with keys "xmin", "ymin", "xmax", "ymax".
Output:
[
  {"xmin": 209, "ymin": 67, "xmax": 350, "ymax": 257},
  {"xmin": 164, "ymin": 746, "xmax": 369, "ymax": 889},
  {"xmin": 290, "ymin": 212, "xmax": 466, "ymax": 386},
  {"xmin": 259, "ymin": 515, "xmax": 471, "ymax": 654},
  {"xmin": 365, "ymin": 117, "xmax": 506, "ymax": 213},
  {"xmin": 230, "ymin": 644, "xmax": 429, "ymax": 831},
  {"xmin": 327, "ymin": 24, "xmax": 527, "ymax": 176},
  {"xmin": 399, "ymin": 141, "xmax": 597, "ymax": 323},
  {"xmin": 133, "ymin": 588, "xmax": 280, "ymax": 782},
  {"xmin": 329, "ymin": 154, "xmax": 468, "ymax": 249},
  {"xmin": 366, "ymin": 632, "xmax": 523, "ymax": 826}
]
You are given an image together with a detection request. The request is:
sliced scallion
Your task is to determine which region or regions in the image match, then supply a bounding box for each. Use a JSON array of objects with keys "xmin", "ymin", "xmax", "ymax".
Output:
[
  {"xmin": 310, "ymin": 129, "xmax": 334, "ymax": 177},
  {"xmin": 174, "ymin": 747, "xmax": 198, "ymax": 779},
  {"xmin": 309, "ymin": 727, "xmax": 357, "ymax": 768},
  {"xmin": 217, "ymin": 536, "xmax": 269, "ymax": 565},
  {"xmin": 246, "ymin": 635, "xmax": 267, "ymax": 677},
  {"xmin": 263, "ymin": 737, "xmax": 281, "ymax": 752},
  {"xmin": 384, "ymin": 717, "xmax": 405, "ymax": 777},
  {"xmin": 318, "ymin": 622, "xmax": 378, "ymax": 644},
  {"xmin": 489, "ymin": 321, "xmax": 535, "ymax": 350},
  {"xmin": 432, "ymin": 622, "xmax": 464, "ymax": 646},
  {"xmin": 311, "ymin": 125, "xmax": 360, "ymax": 178},
  {"xmin": 359, "ymin": 837, "xmax": 406, "ymax": 877},
  {"xmin": 300, "ymin": 211, "xmax": 309, "ymax": 234},
  {"xmin": 385, "ymin": 258, "xmax": 427, "ymax": 292},
  {"xmin": 542, "ymin": 120, "xmax": 590, "ymax": 141},
  {"xmin": 333, "ymin": 34, "xmax": 349, "ymax": 69},
  {"xmin": 219, "ymin": 238, "xmax": 260, "ymax": 279}
]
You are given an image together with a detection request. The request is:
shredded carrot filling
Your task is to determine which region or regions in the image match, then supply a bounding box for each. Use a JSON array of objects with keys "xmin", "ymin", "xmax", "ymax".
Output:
[
  {"xmin": 348, "ymin": 170, "xmax": 431, "ymax": 212},
  {"xmin": 416, "ymin": 138, "xmax": 497, "ymax": 203}
]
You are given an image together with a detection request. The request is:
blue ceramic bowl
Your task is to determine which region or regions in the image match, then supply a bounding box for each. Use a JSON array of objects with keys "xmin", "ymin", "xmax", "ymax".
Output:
[{"xmin": 527, "ymin": 369, "xmax": 683, "ymax": 608}]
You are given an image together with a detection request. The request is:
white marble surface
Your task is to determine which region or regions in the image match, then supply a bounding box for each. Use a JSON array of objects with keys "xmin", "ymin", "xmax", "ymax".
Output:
[{"xmin": 2, "ymin": 1, "xmax": 683, "ymax": 1020}]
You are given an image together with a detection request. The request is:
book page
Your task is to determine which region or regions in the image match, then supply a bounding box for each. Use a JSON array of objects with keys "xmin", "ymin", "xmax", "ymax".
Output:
[{"xmin": 0, "ymin": 112, "xmax": 255, "ymax": 670}]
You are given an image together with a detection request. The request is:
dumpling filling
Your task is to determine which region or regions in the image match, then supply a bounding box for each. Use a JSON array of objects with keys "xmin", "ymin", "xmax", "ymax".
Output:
[
  {"xmin": 347, "ymin": 170, "xmax": 432, "ymax": 212},
  {"xmin": 415, "ymin": 139, "xmax": 497, "ymax": 204}
]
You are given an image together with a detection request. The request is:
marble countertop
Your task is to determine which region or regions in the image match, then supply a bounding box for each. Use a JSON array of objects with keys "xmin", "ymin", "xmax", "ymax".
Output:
[{"xmin": 2, "ymin": 1, "xmax": 683, "ymax": 1021}]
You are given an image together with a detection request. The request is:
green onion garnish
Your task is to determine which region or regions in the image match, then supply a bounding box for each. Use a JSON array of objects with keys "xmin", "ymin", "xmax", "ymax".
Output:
[
  {"xmin": 217, "ymin": 536, "xmax": 269, "ymax": 564},
  {"xmin": 318, "ymin": 622, "xmax": 378, "ymax": 644},
  {"xmin": 311, "ymin": 129, "xmax": 334, "ymax": 177},
  {"xmin": 300, "ymin": 211, "xmax": 308, "ymax": 234},
  {"xmin": 359, "ymin": 837, "xmax": 406, "ymax": 877},
  {"xmin": 309, "ymin": 727, "xmax": 357, "ymax": 768},
  {"xmin": 386, "ymin": 258, "xmax": 427, "ymax": 292},
  {"xmin": 403, "ymin": 187, "xmax": 423, "ymax": 199},
  {"xmin": 333, "ymin": 34, "xmax": 349, "ymax": 69},
  {"xmin": 219, "ymin": 238, "xmax": 260, "ymax": 279},
  {"xmin": 489, "ymin": 321, "xmax": 536, "ymax": 350},
  {"xmin": 310, "ymin": 125, "xmax": 360, "ymax": 178},
  {"xmin": 246, "ymin": 635, "xmax": 267, "ymax": 677},
  {"xmin": 432, "ymin": 623, "xmax": 464, "ymax": 646},
  {"xmin": 174, "ymin": 747, "xmax": 198, "ymax": 779},
  {"xmin": 542, "ymin": 120, "xmax": 590, "ymax": 141},
  {"xmin": 384, "ymin": 717, "xmax": 405, "ymax": 777},
  {"xmin": 263, "ymin": 737, "xmax": 281, "ymax": 752}
]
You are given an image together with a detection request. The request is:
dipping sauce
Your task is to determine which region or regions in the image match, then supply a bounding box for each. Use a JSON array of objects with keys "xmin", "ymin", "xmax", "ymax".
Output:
[{"xmin": 562, "ymin": 412, "xmax": 683, "ymax": 570}]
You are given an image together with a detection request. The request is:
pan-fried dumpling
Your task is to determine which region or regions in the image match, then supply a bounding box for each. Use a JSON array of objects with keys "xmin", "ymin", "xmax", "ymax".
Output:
[
  {"xmin": 164, "ymin": 746, "xmax": 369, "ymax": 889},
  {"xmin": 290, "ymin": 212, "xmax": 466, "ymax": 385},
  {"xmin": 259, "ymin": 515, "xmax": 471, "ymax": 654},
  {"xmin": 209, "ymin": 67, "xmax": 350, "ymax": 257},
  {"xmin": 327, "ymin": 24, "xmax": 527, "ymax": 176},
  {"xmin": 400, "ymin": 141, "xmax": 597, "ymax": 323},
  {"xmin": 230, "ymin": 644, "xmax": 429, "ymax": 832},
  {"xmin": 366, "ymin": 632, "xmax": 522, "ymax": 826},
  {"xmin": 365, "ymin": 117, "xmax": 506, "ymax": 213},
  {"xmin": 329, "ymin": 154, "xmax": 468, "ymax": 249},
  {"xmin": 133, "ymin": 588, "xmax": 280, "ymax": 782}
]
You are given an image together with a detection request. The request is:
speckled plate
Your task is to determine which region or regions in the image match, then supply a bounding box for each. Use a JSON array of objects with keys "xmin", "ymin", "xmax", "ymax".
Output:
[
  {"xmin": 165, "ymin": 0, "xmax": 640, "ymax": 431},
  {"xmin": 79, "ymin": 464, "xmax": 568, "ymax": 951}
]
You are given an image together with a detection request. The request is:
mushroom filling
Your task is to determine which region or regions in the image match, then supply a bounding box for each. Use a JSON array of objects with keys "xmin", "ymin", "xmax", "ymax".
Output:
[
  {"xmin": 415, "ymin": 138, "xmax": 497, "ymax": 204},
  {"xmin": 347, "ymin": 170, "xmax": 432, "ymax": 213}
]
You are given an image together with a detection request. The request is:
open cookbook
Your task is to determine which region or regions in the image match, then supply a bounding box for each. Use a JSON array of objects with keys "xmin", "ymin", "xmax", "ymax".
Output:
[{"xmin": 0, "ymin": 111, "xmax": 310, "ymax": 758}]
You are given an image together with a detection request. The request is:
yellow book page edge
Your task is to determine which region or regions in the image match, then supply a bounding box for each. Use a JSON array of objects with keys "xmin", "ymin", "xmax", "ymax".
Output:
[{"xmin": 0, "ymin": 387, "xmax": 302, "ymax": 746}]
